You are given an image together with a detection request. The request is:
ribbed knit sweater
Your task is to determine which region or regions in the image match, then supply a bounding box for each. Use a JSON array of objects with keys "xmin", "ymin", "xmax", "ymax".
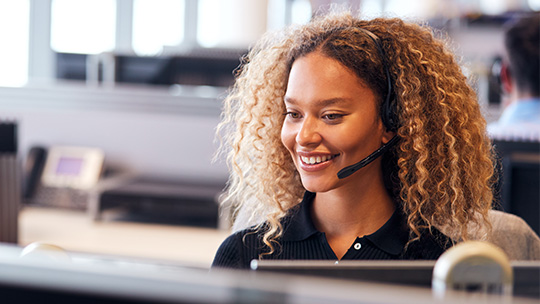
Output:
[{"xmin": 212, "ymin": 192, "xmax": 452, "ymax": 269}]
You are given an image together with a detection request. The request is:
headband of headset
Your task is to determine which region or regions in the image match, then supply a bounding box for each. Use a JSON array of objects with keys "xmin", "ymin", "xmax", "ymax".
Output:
[{"xmin": 357, "ymin": 28, "xmax": 398, "ymax": 132}]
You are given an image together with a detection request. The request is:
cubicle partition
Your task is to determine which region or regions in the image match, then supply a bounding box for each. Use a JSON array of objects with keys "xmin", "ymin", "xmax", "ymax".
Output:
[
  {"xmin": 0, "ymin": 84, "xmax": 229, "ymax": 225},
  {"xmin": 0, "ymin": 120, "xmax": 19, "ymax": 243}
]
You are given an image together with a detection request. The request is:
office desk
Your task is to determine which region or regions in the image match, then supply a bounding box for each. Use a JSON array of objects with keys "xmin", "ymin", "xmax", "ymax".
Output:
[
  {"xmin": 18, "ymin": 206, "xmax": 231, "ymax": 268},
  {"xmin": 0, "ymin": 243, "xmax": 538, "ymax": 304},
  {"xmin": 13, "ymin": 210, "xmax": 540, "ymax": 303}
]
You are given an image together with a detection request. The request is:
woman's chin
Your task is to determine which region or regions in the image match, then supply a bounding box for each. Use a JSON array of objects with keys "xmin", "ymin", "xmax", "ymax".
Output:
[{"xmin": 300, "ymin": 177, "xmax": 338, "ymax": 193}]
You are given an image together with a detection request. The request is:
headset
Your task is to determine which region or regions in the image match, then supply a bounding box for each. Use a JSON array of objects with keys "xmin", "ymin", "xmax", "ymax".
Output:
[{"xmin": 337, "ymin": 28, "xmax": 400, "ymax": 179}]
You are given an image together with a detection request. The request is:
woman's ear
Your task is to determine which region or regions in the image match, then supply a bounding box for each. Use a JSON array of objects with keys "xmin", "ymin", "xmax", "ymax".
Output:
[{"xmin": 382, "ymin": 129, "xmax": 396, "ymax": 144}]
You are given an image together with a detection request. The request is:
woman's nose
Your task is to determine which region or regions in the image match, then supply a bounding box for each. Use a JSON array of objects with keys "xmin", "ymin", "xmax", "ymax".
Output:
[{"xmin": 296, "ymin": 117, "xmax": 322, "ymax": 146}]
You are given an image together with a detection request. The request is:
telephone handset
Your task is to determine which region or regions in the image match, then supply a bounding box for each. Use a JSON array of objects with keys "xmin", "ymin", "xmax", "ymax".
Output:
[
  {"xmin": 23, "ymin": 146, "xmax": 47, "ymax": 200},
  {"xmin": 23, "ymin": 145, "xmax": 105, "ymax": 209}
]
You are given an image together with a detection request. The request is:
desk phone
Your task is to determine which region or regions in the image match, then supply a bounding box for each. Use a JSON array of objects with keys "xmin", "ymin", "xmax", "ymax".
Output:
[{"xmin": 24, "ymin": 145, "xmax": 104, "ymax": 210}]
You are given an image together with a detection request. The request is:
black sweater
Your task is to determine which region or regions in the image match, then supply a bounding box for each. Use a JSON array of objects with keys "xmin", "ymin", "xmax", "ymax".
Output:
[{"xmin": 212, "ymin": 191, "xmax": 452, "ymax": 269}]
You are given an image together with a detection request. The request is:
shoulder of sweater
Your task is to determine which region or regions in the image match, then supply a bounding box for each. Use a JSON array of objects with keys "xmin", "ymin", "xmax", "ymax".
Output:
[
  {"xmin": 401, "ymin": 227, "xmax": 452, "ymax": 259},
  {"xmin": 227, "ymin": 224, "xmax": 264, "ymax": 241}
]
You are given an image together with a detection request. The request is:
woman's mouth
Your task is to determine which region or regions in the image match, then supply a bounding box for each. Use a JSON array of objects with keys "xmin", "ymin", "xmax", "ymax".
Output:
[{"xmin": 300, "ymin": 154, "xmax": 337, "ymax": 165}]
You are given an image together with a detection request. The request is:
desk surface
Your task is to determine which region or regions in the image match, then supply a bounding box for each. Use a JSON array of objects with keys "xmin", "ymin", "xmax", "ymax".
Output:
[
  {"xmin": 14, "ymin": 208, "xmax": 540, "ymax": 303},
  {"xmin": 18, "ymin": 206, "xmax": 231, "ymax": 268}
]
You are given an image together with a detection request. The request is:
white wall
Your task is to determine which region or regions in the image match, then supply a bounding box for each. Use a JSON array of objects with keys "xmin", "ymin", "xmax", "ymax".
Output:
[{"xmin": 0, "ymin": 83, "xmax": 228, "ymax": 183}]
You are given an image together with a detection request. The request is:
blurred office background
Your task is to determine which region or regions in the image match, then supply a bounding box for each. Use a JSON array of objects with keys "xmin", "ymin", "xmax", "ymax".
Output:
[{"xmin": 0, "ymin": 0, "xmax": 538, "ymax": 268}]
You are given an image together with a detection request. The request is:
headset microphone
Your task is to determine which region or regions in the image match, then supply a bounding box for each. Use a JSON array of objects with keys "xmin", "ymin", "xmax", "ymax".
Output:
[{"xmin": 337, "ymin": 135, "xmax": 399, "ymax": 179}]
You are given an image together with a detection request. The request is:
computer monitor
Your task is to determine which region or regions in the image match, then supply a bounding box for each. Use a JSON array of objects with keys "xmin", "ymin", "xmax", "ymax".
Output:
[
  {"xmin": 0, "ymin": 243, "xmax": 216, "ymax": 303},
  {"xmin": 251, "ymin": 259, "xmax": 540, "ymax": 299},
  {"xmin": 1, "ymin": 243, "xmax": 537, "ymax": 303},
  {"xmin": 252, "ymin": 260, "xmax": 435, "ymax": 288},
  {"xmin": 492, "ymin": 140, "xmax": 540, "ymax": 235},
  {"xmin": 55, "ymin": 50, "xmax": 243, "ymax": 87},
  {"xmin": 0, "ymin": 244, "xmax": 444, "ymax": 304}
]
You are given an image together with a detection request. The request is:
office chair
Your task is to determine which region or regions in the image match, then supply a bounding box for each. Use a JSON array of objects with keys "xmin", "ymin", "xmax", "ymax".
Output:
[{"xmin": 436, "ymin": 209, "xmax": 540, "ymax": 261}]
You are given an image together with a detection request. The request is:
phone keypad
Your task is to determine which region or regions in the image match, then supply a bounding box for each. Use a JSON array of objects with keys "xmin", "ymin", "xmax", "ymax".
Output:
[{"xmin": 26, "ymin": 185, "xmax": 89, "ymax": 210}]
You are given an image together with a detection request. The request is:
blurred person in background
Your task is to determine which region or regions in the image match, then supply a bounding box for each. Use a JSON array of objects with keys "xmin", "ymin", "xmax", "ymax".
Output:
[{"xmin": 488, "ymin": 13, "xmax": 540, "ymax": 141}]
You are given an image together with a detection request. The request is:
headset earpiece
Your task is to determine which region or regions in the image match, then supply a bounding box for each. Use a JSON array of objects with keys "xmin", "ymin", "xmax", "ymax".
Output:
[{"xmin": 381, "ymin": 93, "xmax": 398, "ymax": 132}]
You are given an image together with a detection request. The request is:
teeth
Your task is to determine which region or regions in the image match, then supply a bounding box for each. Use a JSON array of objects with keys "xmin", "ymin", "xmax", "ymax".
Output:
[{"xmin": 301, "ymin": 155, "xmax": 333, "ymax": 165}]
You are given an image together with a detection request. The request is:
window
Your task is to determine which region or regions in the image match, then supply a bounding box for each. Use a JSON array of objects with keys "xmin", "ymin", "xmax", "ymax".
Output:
[
  {"xmin": 197, "ymin": 0, "xmax": 269, "ymax": 48},
  {"xmin": 132, "ymin": 0, "xmax": 185, "ymax": 56},
  {"xmin": 290, "ymin": 0, "xmax": 311, "ymax": 24},
  {"xmin": 360, "ymin": 0, "xmax": 384, "ymax": 17},
  {"xmin": 530, "ymin": 0, "xmax": 540, "ymax": 10},
  {"xmin": 198, "ymin": 0, "xmax": 311, "ymax": 48},
  {"xmin": 0, "ymin": 0, "xmax": 29, "ymax": 87},
  {"xmin": 385, "ymin": 0, "xmax": 435, "ymax": 19},
  {"xmin": 478, "ymin": 0, "xmax": 508, "ymax": 15},
  {"xmin": 50, "ymin": 0, "xmax": 116, "ymax": 54}
]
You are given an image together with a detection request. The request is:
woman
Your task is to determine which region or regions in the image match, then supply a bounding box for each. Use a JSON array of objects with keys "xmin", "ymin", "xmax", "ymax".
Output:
[{"xmin": 212, "ymin": 10, "xmax": 495, "ymax": 269}]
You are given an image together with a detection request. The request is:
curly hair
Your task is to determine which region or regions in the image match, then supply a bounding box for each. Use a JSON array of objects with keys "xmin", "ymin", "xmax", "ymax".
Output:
[{"xmin": 216, "ymin": 10, "xmax": 495, "ymax": 255}]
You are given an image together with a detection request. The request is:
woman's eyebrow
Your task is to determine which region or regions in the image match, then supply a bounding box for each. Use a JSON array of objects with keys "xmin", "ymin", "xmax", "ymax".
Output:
[{"xmin": 283, "ymin": 96, "xmax": 354, "ymax": 106}]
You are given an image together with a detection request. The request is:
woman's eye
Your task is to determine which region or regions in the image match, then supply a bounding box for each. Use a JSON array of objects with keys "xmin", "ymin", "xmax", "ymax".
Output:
[
  {"xmin": 323, "ymin": 113, "xmax": 343, "ymax": 120},
  {"xmin": 284, "ymin": 112, "xmax": 301, "ymax": 119}
]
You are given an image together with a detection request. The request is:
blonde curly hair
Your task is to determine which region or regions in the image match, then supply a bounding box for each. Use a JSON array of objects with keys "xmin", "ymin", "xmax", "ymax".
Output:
[{"xmin": 217, "ymin": 10, "xmax": 495, "ymax": 255}]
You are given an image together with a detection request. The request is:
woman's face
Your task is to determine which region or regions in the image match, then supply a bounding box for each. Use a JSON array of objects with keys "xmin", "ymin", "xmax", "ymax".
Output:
[{"xmin": 281, "ymin": 51, "xmax": 393, "ymax": 193}]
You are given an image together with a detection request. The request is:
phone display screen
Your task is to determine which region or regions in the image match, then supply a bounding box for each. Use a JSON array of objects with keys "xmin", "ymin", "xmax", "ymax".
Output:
[
  {"xmin": 40, "ymin": 146, "xmax": 104, "ymax": 189},
  {"xmin": 55, "ymin": 157, "xmax": 84, "ymax": 176}
]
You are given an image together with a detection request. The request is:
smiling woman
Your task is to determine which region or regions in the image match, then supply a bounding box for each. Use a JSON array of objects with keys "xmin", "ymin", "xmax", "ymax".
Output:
[
  {"xmin": 280, "ymin": 52, "xmax": 396, "ymax": 258},
  {"xmin": 281, "ymin": 52, "xmax": 390, "ymax": 195},
  {"xmin": 210, "ymin": 8, "xmax": 522, "ymax": 269}
]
